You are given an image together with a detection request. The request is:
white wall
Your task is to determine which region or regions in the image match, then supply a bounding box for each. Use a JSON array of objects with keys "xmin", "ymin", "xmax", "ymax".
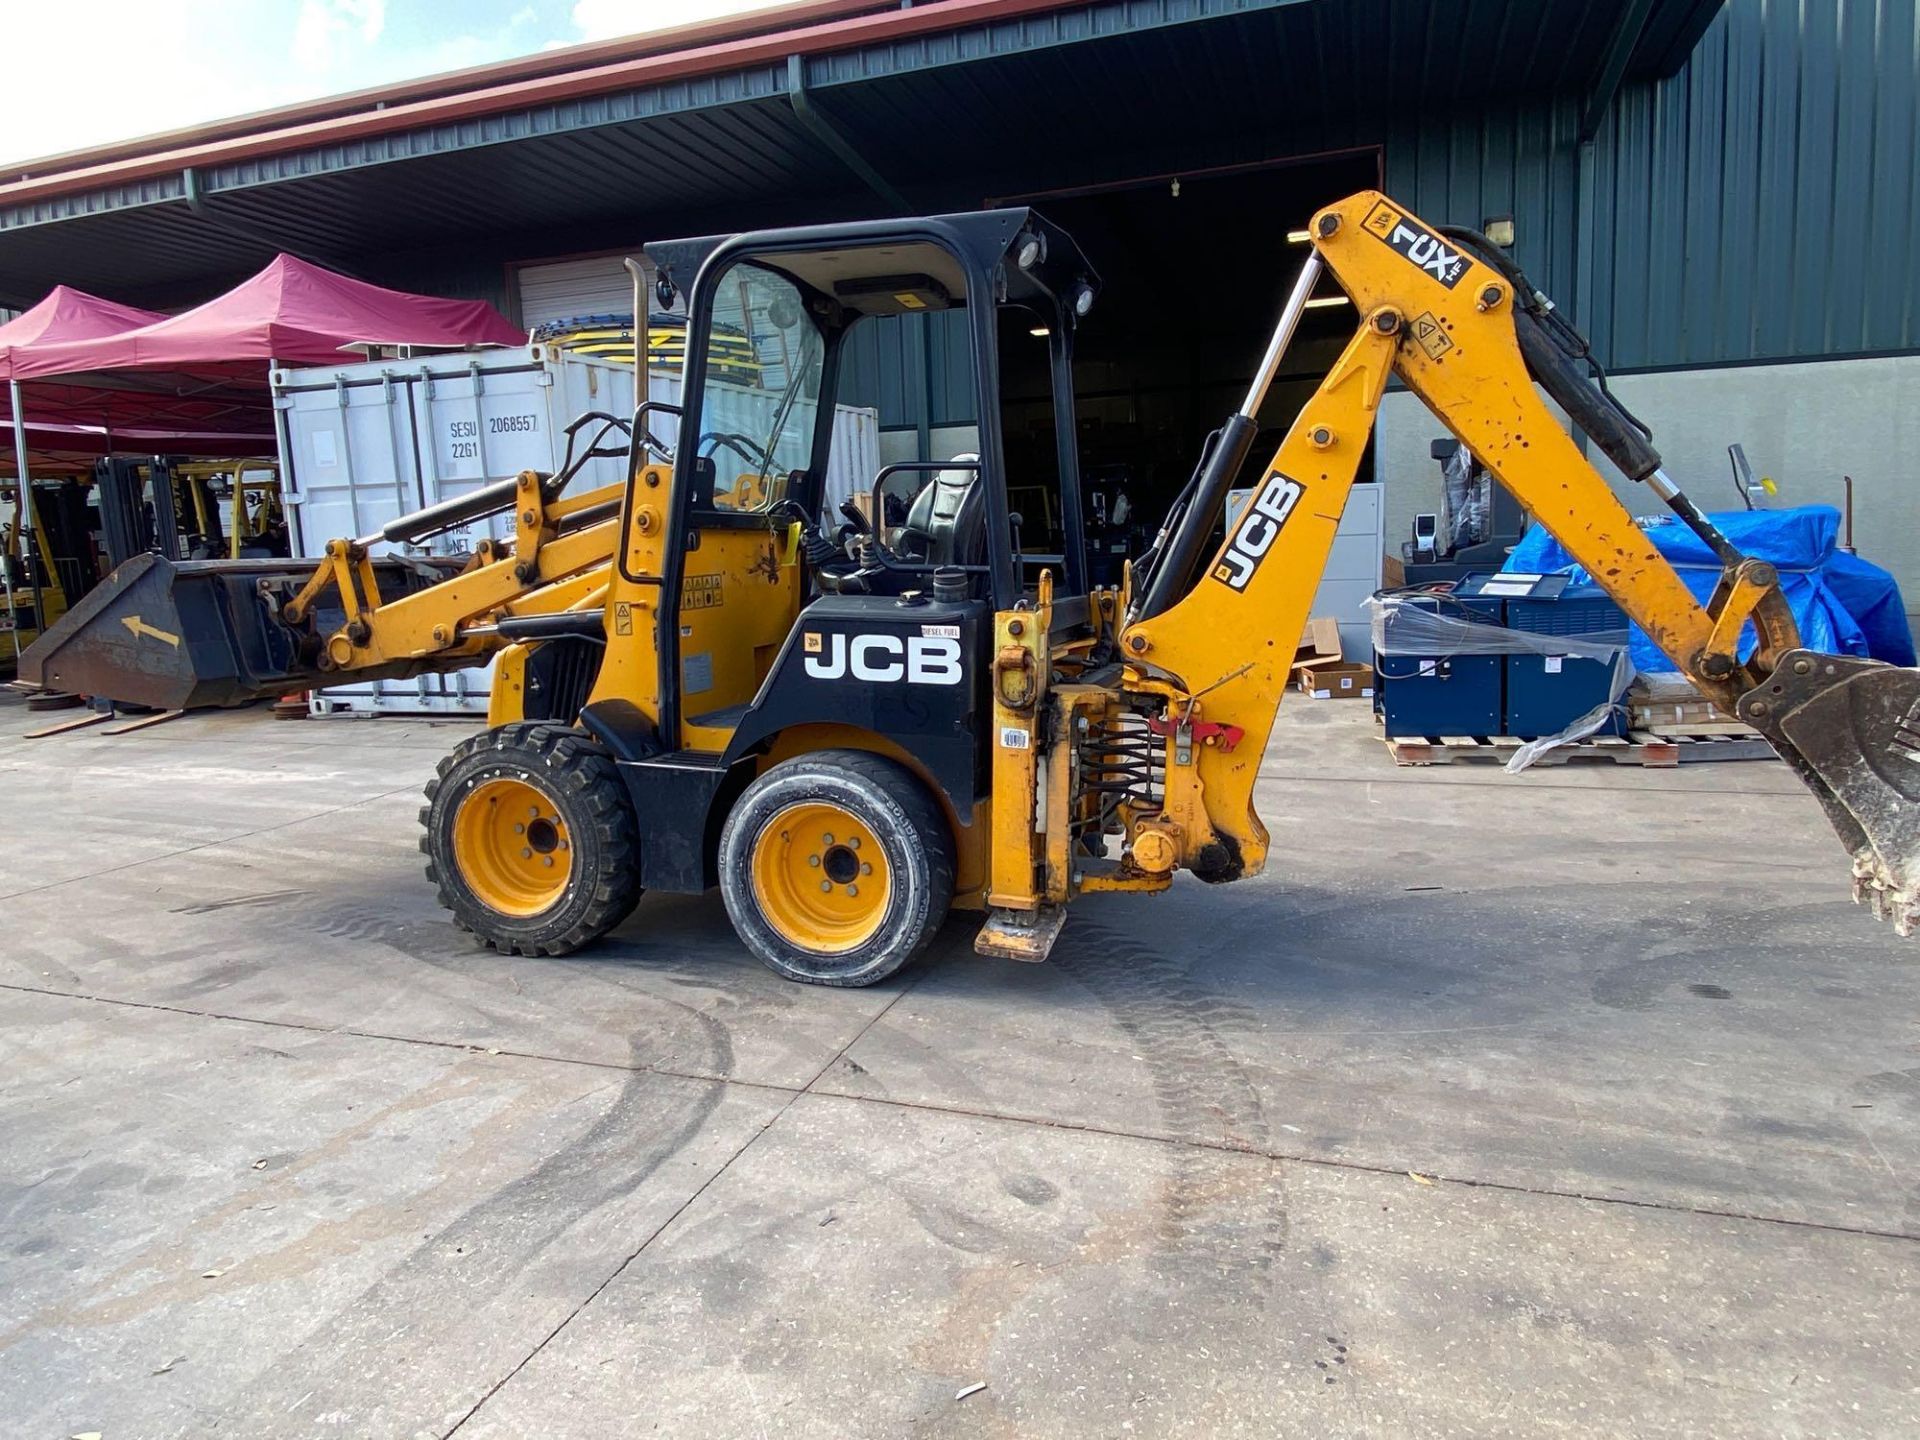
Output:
[{"xmin": 1375, "ymin": 353, "xmax": 1920, "ymax": 625}]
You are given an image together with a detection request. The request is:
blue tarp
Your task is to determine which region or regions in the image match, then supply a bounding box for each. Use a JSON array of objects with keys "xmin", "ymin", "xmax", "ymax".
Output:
[{"xmin": 1503, "ymin": 504, "xmax": 1914, "ymax": 674}]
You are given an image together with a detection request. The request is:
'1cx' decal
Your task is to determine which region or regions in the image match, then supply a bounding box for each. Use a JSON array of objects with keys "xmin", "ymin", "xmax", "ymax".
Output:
[
  {"xmin": 1213, "ymin": 469, "xmax": 1305, "ymax": 592},
  {"xmin": 1364, "ymin": 203, "xmax": 1469, "ymax": 288}
]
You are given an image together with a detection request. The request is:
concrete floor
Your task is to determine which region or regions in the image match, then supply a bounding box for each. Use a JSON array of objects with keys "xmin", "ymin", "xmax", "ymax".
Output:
[{"xmin": 1, "ymin": 691, "xmax": 1916, "ymax": 1439}]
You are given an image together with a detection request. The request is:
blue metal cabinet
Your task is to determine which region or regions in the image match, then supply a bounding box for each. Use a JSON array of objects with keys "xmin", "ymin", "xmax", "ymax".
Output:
[
  {"xmin": 1470, "ymin": 574, "xmax": 1629, "ymax": 739},
  {"xmin": 1374, "ymin": 590, "xmax": 1504, "ymax": 738}
]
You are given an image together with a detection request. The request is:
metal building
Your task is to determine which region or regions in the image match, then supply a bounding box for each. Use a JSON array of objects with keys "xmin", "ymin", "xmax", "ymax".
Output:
[{"xmin": 1, "ymin": 0, "xmax": 1912, "ymax": 617}]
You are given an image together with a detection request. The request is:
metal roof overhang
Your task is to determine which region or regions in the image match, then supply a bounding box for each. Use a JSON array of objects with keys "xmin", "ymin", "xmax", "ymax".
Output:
[{"xmin": 0, "ymin": 0, "xmax": 1723, "ymax": 306}]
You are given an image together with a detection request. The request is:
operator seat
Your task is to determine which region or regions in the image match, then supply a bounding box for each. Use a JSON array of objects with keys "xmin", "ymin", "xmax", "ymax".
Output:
[{"xmin": 901, "ymin": 453, "xmax": 985, "ymax": 568}]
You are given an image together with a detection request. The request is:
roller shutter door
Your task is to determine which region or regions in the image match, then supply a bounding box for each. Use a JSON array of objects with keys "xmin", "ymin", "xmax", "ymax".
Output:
[{"xmin": 516, "ymin": 256, "xmax": 632, "ymax": 328}]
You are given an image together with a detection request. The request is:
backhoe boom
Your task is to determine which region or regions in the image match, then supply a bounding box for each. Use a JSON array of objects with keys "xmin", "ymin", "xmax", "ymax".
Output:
[{"xmin": 1111, "ymin": 190, "xmax": 1920, "ymax": 934}]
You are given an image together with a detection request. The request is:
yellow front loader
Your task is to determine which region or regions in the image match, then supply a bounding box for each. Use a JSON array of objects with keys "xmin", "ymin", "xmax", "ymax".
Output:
[{"xmin": 26, "ymin": 193, "xmax": 1920, "ymax": 982}]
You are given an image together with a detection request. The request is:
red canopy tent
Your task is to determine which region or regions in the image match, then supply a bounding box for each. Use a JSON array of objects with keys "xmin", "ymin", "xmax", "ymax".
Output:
[
  {"xmin": 1, "ymin": 285, "xmax": 276, "ymax": 458},
  {"xmin": 13, "ymin": 255, "xmax": 525, "ymax": 378},
  {"xmin": 0, "ymin": 286, "xmax": 166, "ymax": 367},
  {"xmin": 5, "ymin": 264, "xmax": 520, "ymax": 647}
]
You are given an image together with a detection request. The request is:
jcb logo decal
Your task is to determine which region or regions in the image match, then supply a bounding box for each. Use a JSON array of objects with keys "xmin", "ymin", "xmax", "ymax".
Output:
[
  {"xmin": 1364, "ymin": 202, "xmax": 1468, "ymax": 288},
  {"xmin": 803, "ymin": 632, "xmax": 963, "ymax": 685},
  {"xmin": 1213, "ymin": 470, "xmax": 1305, "ymax": 592}
]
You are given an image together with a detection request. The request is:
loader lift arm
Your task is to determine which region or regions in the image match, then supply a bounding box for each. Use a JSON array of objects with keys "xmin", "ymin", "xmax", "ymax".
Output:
[
  {"xmin": 19, "ymin": 412, "xmax": 635, "ymax": 712},
  {"xmin": 1109, "ymin": 190, "xmax": 1920, "ymax": 935}
]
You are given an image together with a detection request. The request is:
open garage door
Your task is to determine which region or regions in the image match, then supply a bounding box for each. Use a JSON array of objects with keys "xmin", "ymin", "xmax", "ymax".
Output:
[{"xmin": 994, "ymin": 149, "xmax": 1387, "ymax": 651}]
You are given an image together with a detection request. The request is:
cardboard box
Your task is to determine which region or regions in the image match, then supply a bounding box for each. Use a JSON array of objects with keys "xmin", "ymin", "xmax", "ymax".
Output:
[
  {"xmin": 1297, "ymin": 661, "xmax": 1376, "ymax": 699},
  {"xmin": 1290, "ymin": 617, "xmax": 1343, "ymax": 676}
]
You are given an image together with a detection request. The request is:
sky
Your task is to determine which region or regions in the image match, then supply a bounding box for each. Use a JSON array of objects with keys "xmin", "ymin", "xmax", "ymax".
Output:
[{"xmin": 4, "ymin": 0, "xmax": 785, "ymax": 167}]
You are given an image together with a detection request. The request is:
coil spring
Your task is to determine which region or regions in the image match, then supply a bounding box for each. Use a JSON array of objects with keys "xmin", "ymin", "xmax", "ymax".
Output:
[{"xmin": 1079, "ymin": 709, "xmax": 1166, "ymax": 826}]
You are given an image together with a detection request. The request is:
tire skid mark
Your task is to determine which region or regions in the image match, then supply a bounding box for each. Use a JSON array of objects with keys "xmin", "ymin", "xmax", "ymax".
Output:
[
  {"xmin": 224, "ymin": 1017, "xmax": 734, "ymax": 1433},
  {"xmin": 1053, "ymin": 921, "xmax": 1288, "ymax": 1273}
]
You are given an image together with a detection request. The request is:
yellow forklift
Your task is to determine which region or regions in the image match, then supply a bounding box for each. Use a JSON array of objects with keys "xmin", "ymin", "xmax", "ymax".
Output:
[
  {"xmin": 25, "ymin": 191, "xmax": 1920, "ymax": 978},
  {"xmin": 3, "ymin": 471, "xmax": 98, "ymax": 660}
]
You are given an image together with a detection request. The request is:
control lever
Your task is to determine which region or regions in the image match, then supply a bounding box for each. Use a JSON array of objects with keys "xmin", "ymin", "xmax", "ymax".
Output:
[{"xmin": 838, "ymin": 498, "xmax": 872, "ymax": 533}]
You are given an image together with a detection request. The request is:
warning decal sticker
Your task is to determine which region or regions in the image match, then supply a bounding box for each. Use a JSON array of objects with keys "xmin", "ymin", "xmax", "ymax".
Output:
[{"xmin": 1412, "ymin": 312, "xmax": 1454, "ymax": 360}]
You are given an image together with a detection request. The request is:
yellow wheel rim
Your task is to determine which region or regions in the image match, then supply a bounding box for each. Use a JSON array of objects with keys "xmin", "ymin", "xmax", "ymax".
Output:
[
  {"xmin": 452, "ymin": 776, "xmax": 575, "ymax": 918},
  {"xmin": 749, "ymin": 801, "xmax": 890, "ymax": 954}
]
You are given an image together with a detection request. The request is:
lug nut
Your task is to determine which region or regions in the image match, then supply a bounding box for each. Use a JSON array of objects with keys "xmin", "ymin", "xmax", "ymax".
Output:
[
  {"xmin": 514, "ymin": 823, "xmax": 525, "ymax": 834},
  {"xmin": 849, "ymin": 836, "xmax": 861, "ymax": 850},
  {"xmin": 847, "ymin": 885, "xmax": 859, "ymax": 898},
  {"xmin": 521, "ymin": 847, "xmax": 532, "ymax": 859},
  {"xmin": 543, "ymin": 856, "xmax": 554, "ymax": 868},
  {"xmin": 808, "ymin": 854, "xmax": 821, "ymax": 867},
  {"xmin": 860, "ymin": 862, "xmax": 873, "ymax": 876},
  {"xmin": 820, "ymin": 880, "xmax": 833, "ymax": 893},
  {"xmin": 822, "ymin": 833, "xmax": 835, "ymax": 845}
]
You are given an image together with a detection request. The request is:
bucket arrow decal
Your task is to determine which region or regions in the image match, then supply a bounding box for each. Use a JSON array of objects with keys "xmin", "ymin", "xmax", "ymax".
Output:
[{"xmin": 121, "ymin": 615, "xmax": 182, "ymax": 648}]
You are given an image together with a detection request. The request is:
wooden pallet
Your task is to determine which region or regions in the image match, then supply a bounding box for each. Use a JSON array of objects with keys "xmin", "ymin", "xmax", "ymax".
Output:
[
  {"xmin": 1630, "ymin": 702, "xmax": 1748, "ymax": 731},
  {"xmin": 1384, "ymin": 728, "xmax": 1775, "ymax": 768}
]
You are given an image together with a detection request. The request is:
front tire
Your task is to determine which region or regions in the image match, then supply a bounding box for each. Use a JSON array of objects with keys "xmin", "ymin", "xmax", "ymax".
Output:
[
  {"xmin": 719, "ymin": 750, "xmax": 954, "ymax": 986},
  {"xmin": 421, "ymin": 722, "xmax": 642, "ymax": 956}
]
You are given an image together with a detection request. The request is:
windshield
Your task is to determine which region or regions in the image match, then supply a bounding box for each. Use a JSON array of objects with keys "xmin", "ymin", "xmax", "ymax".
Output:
[{"xmin": 697, "ymin": 261, "xmax": 825, "ymax": 513}]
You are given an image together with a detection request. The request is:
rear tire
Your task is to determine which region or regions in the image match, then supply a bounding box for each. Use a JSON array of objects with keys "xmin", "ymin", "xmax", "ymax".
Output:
[
  {"xmin": 719, "ymin": 749, "xmax": 954, "ymax": 987},
  {"xmin": 421, "ymin": 722, "xmax": 642, "ymax": 956}
]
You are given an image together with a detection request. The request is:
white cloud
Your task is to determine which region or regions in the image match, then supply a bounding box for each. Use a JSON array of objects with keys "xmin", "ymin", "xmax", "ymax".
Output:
[{"xmin": 291, "ymin": 0, "xmax": 390, "ymax": 74}]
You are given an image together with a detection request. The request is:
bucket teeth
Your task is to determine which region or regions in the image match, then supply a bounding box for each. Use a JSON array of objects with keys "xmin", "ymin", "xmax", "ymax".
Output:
[
  {"xmin": 1852, "ymin": 859, "xmax": 1918, "ymax": 937},
  {"xmin": 1756, "ymin": 652, "xmax": 1920, "ymax": 941}
]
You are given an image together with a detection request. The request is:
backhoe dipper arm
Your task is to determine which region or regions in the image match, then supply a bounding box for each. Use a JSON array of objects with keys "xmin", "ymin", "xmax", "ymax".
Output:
[{"xmin": 1119, "ymin": 189, "xmax": 1920, "ymax": 933}]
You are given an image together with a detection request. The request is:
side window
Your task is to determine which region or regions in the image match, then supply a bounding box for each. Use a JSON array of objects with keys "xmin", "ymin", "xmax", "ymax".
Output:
[
  {"xmin": 835, "ymin": 309, "xmax": 982, "ymax": 550},
  {"xmin": 698, "ymin": 263, "xmax": 824, "ymax": 513},
  {"xmin": 996, "ymin": 305, "xmax": 1068, "ymax": 584}
]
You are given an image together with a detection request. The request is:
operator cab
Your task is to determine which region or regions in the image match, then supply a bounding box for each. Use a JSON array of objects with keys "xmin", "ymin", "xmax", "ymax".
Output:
[
  {"xmin": 591, "ymin": 209, "xmax": 1102, "ymax": 850},
  {"xmin": 643, "ymin": 208, "xmax": 1100, "ymax": 618}
]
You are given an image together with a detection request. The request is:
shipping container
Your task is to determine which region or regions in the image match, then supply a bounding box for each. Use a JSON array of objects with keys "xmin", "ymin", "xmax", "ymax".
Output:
[{"xmin": 273, "ymin": 345, "xmax": 879, "ymax": 715}]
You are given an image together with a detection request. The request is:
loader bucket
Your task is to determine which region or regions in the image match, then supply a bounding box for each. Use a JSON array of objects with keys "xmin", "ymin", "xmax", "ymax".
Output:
[
  {"xmin": 19, "ymin": 552, "xmax": 460, "ymax": 711},
  {"xmin": 1749, "ymin": 651, "xmax": 1920, "ymax": 936}
]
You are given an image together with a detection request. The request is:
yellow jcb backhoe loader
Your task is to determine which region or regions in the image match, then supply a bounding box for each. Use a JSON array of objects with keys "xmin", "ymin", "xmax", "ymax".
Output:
[{"xmin": 25, "ymin": 191, "xmax": 1920, "ymax": 983}]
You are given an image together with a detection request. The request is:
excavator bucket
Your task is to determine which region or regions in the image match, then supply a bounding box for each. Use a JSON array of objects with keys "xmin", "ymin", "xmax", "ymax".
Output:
[
  {"xmin": 19, "ymin": 552, "xmax": 460, "ymax": 710},
  {"xmin": 1751, "ymin": 651, "xmax": 1920, "ymax": 936}
]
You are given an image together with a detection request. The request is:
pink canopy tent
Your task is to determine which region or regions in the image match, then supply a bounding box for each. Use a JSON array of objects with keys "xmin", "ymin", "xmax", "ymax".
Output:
[
  {"xmin": 1, "ymin": 285, "xmax": 276, "ymax": 456},
  {"xmin": 13, "ymin": 254, "xmax": 525, "ymax": 379},
  {"xmin": 0, "ymin": 286, "xmax": 166, "ymax": 371}
]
